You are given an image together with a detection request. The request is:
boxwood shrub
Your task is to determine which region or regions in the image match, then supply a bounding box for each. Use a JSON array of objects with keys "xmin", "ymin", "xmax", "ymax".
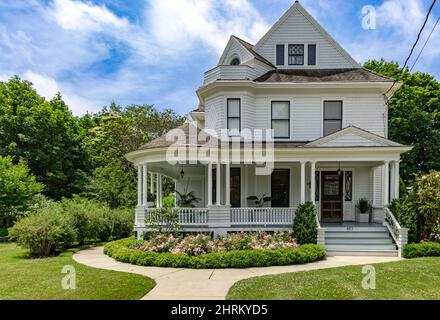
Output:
[
  {"xmin": 104, "ymin": 238, "xmax": 326, "ymax": 269},
  {"xmin": 403, "ymin": 242, "xmax": 440, "ymax": 259}
]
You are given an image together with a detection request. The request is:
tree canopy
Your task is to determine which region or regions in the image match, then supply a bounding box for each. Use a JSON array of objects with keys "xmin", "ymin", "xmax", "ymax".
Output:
[
  {"xmin": 0, "ymin": 77, "xmax": 89, "ymax": 200},
  {"xmin": 364, "ymin": 59, "xmax": 440, "ymax": 181}
]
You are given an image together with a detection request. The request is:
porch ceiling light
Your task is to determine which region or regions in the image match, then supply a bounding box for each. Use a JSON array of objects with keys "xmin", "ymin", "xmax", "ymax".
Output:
[{"xmin": 337, "ymin": 162, "xmax": 343, "ymax": 177}]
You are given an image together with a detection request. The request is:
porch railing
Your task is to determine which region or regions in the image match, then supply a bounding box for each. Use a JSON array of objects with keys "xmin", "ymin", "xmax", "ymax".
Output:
[
  {"xmin": 230, "ymin": 208, "xmax": 295, "ymax": 226},
  {"xmin": 145, "ymin": 208, "xmax": 209, "ymax": 226},
  {"xmin": 384, "ymin": 208, "xmax": 408, "ymax": 256}
]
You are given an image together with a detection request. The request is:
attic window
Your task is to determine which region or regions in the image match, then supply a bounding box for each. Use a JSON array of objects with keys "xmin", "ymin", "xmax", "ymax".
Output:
[
  {"xmin": 288, "ymin": 44, "xmax": 304, "ymax": 65},
  {"xmin": 230, "ymin": 58, "xmax": 241, "ymax": 65}
]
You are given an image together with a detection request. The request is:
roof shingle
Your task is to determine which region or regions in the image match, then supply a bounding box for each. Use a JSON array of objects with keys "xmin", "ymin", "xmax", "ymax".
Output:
[{"xmin": 254, "ymin": 68, "xmax": 394, "ymax": 83}]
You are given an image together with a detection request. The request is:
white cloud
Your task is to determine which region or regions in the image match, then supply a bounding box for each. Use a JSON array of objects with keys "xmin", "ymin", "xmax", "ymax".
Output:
[
  {"xmin": 147, "ymin": 0, "xmax": 269, "ymax": 54},
  {"xmin": 50, "ymin": 0, "xmax": 129, "ymax": 32}
]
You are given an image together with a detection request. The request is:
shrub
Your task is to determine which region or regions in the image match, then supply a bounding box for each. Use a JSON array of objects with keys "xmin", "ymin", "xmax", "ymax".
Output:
[
  {"xmin": 409, "ymin": 171, "xmax": 440, "ymax": 241},
  {"xmin": 389, "ymin": 198, "xmax": 417, "ymax": 243},
  {"xmin": 162, "ymin": 195, "xmax": 175, "ymax": 208},
  {"xmin": 105, "ymin": 238, "xmax": 326, "ymax": 269},
  {"xmin": 293, "ymin": 202, "xmax": 318, "ymax": 245},
  {"xmin": 145, "ymin": 208, "xmax": 180, "ymax": 233},
  {"xmin": 0, "ymin": 156, "xmax": 44, "ymax": 228},
  {"xmin": 403, "ymin": 242, "xmax": 440, "ymax": 259},
  {"xmin": 9, "ymin": 207, "xmax": 76, "ymax": 257}
]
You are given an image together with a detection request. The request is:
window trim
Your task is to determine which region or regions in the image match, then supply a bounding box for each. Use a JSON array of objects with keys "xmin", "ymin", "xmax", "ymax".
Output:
[
  {"xmin": 274, "ymin": 43, "xmax": 318, "ymax": 67},
  {"xmin": 227, "ymin": 98, "xmax": 241, "ymax": 136},
  {"xmin": 271, "ymin": 100, "xmax": 291, "ymax": 139},
  {"xmin": 322, "ymin": 99, "xmax": 344, "ymax": 137},
  {"xmin": 288, "ymin": 44, "xmax": 305, "ymax": 66}
]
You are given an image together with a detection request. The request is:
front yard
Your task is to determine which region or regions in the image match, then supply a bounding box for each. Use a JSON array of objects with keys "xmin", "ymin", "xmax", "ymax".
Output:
[
  {"xmin": 0, "ymin": 242, "xmax": 155, "ymax": 300},
  {"xmin": 227, "ymin": 257, "xmax": 440, "ymax": 300}
]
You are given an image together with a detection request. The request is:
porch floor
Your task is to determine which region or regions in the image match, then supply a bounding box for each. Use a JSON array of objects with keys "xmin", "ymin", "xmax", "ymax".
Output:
[{"xmin": 322, "ymin": 222, "xmax": 383, "ymax": 228}]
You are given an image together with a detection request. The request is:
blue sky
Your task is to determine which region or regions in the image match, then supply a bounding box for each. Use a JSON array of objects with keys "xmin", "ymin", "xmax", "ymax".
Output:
[{"xmin": 0, "ymin": 0, "xmax": 439, "ymax": 116}]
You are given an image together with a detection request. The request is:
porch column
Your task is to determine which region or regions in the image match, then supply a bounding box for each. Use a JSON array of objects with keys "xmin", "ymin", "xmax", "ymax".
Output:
[
  {"xmin": 225, "ymin": 163, "xmax": 231, "ymax": 206},
  {"xmin": 300, "ymin": 161, "xmax": 306, "ymax": 204},
  {"xmin": 142, "ymin": 164, "xmax": 148, "ymax": 206},
  {"xmin": 137, "ymin": 165, "xmax": 142, "ymax": 207},
  {"xmin": 156, "ymin": 174, "xmax": 162, "ymax": 208},
  {"xmin": 150, "ymin": 173, "xmax": 155, "ymax": 201},
  {"xmin": 383, "ymin": 161, "xmax": 390, "ymax": 206},
  {"xmin": 216, "ymin": 163, "xmax": 221, "ymax": 206},
  {"xmin": 390, "ymin": 162, "xmax": 396, "ymax": 202},
  {"xmin": 393, "ymin": 161, "xmax": 400, "ymax": 200},
  {"xmin": 310, "ymin": 161, "xmax": 316, "ymax": 205},
  {"xmin": 207, "ymin": 163, "xmax": 213, "ymax": 206}
]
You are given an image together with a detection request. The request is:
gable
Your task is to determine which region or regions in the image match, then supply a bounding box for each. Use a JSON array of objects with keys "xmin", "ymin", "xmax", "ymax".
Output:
[
  {"xmin": 254, "ymin": 3, "xmax": 359, "ymax": 69},
  {"xmin": 307, "ymin": 127, "xmax": 402, "ymax": 148},
  {"xmin": 218, "ymin": 37, "xmax": 254, "ymax": 66}
]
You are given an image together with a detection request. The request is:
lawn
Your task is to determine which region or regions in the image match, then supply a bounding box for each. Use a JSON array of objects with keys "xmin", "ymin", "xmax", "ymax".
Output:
[
  {"xmin": 227, "ymin": 257, "xmax": 440, "ymax": 300},
  {"xmin": 0, "ymin": 242, "xmax": 155, "ymax": 300}
]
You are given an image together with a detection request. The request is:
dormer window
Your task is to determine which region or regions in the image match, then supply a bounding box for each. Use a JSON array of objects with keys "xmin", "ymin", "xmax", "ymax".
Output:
[
  {"xmin": 230, "ymin": 57, "xmax": 241, "ymax": 66},
  {"xmin": 288, "ymin": 44, "xmax": 304, "ymax": 65}
]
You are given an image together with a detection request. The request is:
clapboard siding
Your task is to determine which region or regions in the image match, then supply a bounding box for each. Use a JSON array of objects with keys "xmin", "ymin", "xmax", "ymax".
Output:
[
  {"xmin": 206, "ymin": 92, "xmax": 388, "ymax": 141},
  {"xmin": 320, "ymin": 133, "xmax": 383, "ymax": 147},
  {"xmin": 255, "ymin": 11, "xmax": 355, "ymax": 69},
  {"xmin": 205, "ymin": 94, "xmax": 224, "ymax": 133},
  {"xmin": 345, "ymin": 96, "xmax": 387, "ymax": 137},
  {"xmin": 222, "ymin": 40, "xmax": 254, "ymax": 65},
  {"xmin": 292, "ymin": 97, "xmax": 321, "ymax": 141}
]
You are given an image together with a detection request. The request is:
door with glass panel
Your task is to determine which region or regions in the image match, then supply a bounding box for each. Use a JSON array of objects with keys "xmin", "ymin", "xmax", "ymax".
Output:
[{"xmin": 321, "ymin": 172, "xmax": 343, "ymax": 222}]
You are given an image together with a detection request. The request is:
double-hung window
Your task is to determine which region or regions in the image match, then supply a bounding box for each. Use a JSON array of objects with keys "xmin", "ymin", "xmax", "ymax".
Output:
[
  {"xmin": 227, "ymin": 98, "xmax": 241, "ymax": 135},
  {"xmin": 288, "ymin": 44, "xmax": 304, "ymax": 65},
  {"xmin": 323, "ymin": 101, "xmax": 343, "ymax": 136},
  {"xmin": 271, "ymin": 101, "xmax": 290, "ymax": 139}
]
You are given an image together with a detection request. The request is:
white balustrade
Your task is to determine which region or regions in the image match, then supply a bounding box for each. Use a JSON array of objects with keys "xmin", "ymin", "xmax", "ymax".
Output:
[{"xmin": 230, "ymin": 208, "xmax": 295, "ymax": 226}]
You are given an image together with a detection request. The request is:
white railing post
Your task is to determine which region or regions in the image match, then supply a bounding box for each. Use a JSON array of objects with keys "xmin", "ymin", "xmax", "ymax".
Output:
[{"xmin": 384, "ymin": 208, "xmax": 407, "ymax": 257}]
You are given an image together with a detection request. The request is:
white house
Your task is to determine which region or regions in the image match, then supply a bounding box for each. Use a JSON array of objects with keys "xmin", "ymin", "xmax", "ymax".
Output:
[{"xmin": 127, "ymin": 2, "xmax": 411, "ymax": 256}]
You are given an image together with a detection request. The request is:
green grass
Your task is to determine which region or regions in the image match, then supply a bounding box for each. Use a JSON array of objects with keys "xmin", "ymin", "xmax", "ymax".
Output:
[
  {"xmin": 227, "ymin": 257, "xmax": 440, "ymax": 300},
  {"xmin": 0, "ymin": 242, "xmax": 155, "ymax": 300}
]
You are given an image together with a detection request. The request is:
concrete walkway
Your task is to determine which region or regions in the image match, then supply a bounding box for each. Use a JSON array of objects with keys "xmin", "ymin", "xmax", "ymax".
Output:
[{"xmin": 73, "ymin": 247, "xmax": 401, "ymax": 300}]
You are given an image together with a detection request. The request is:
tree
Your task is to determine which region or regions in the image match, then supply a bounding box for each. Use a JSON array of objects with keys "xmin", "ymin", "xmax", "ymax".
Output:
[
  {"xmin": 364, "ymin": 59, "xmax": 440, "ymax": 181},
  {"xmin": 82, "ymin": 103, "xmax": 185, "ymax": 207},
  {"xmin": 0, "ymin": 156, "xmax": 44, "ymax": 227},
  {"xmin": 0, "ymin": 77, "xmax": 90, "ymax": 199}
]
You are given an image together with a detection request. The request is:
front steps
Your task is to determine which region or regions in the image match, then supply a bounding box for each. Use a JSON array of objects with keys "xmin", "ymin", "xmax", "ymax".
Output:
[{"xmin": 324, "ymin": 224, "xmax": 398, "ymax": 257}]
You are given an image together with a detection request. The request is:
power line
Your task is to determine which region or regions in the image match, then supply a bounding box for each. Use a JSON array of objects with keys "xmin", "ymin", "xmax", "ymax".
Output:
[
  {"xmin": 410, "ymin": 14, "xmax": 440, "ymax": 72},
  {"xmin": 384, "ymin": 0, "xmax": 437, "ymax": 99}
]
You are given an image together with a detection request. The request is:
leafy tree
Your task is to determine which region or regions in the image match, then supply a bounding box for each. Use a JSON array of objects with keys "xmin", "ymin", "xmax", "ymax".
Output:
[
  {"xmin": 82, "ymin": 103, "xmax": 185, "ymax": 207},
  {"xmin": 0, "ymin": 156, "xmax": 44, "ymax": 227},
  {"xmin": 0, "ymin": 77, "xmax": 90, "ymax": 199},
  {"xmin": 363, "ymin": 59, "xmax": 440, "ymax": 181}
]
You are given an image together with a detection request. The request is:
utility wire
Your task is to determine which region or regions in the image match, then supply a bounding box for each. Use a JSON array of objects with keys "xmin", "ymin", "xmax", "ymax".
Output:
[
  {"xmin": 410, "ymin": 14, "xmax": 440, "ymax": 72},
  {"xmin": 384, "ymin": 0, "xmax": 437, "ymax": 99}
]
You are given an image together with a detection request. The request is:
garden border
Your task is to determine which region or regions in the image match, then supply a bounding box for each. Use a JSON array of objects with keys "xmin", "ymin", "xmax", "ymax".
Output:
[{"xmin": 104, "ymin": 238, "xmax": 326, "ymax": 269}]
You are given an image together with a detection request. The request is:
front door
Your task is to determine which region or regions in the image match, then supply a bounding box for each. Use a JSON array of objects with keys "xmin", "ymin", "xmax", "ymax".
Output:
[{"xmin": 321, "ymin": 172, "xmax": 343, "ymax": 222}]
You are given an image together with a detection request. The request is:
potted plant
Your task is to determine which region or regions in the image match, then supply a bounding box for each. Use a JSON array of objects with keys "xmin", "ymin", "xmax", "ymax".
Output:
[
  {"xmin": 247, "ymin": 194, "xmax": 271, "ymax": 208},
  {"xmin": 175, "ymin": 190, "xmax": 200, "ymax": 208},
  {"xmin": 147, "ymin": 193, "xmax": 156, "ymax": 208},
  {"xmin": 356, "ymin": 198, "xmax": 372, "ymax": 223}
]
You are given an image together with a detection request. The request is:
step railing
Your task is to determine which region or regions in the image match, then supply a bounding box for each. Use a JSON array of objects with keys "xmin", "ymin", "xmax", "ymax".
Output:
[
  {"xmin": 315, "ymin": 205, "xmax": 326, "ymax": 246},
  {"xmin": 384, "ymin": 208, "xmax": 409, "ymax": 257},
  {"xmin": 231, "ymin": 208, "xmax": 295, "ymax": 226}
]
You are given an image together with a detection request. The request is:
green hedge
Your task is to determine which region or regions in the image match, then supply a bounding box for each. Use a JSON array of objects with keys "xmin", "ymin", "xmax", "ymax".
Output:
[
  {"xmin": 403, "ymin": 242, "xmax": 440, "ymax": 259},
  {"xmin": 104, "ymin": 238, "xmax": 326, "ymax": 269}
]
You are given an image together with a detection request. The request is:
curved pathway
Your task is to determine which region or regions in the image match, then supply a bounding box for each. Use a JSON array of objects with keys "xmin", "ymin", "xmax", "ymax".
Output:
[{"xmin": 73, "ymin": 247, "xmax": 401, "ymax": 300}]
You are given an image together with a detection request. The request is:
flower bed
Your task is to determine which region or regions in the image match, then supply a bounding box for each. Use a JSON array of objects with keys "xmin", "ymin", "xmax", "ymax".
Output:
[
  {"xmin": 104, "ymin": 233, "xmax": 326, "ymax": 269},
  {"xmin": 138, "ymin": 231, "xmax": 299, "ymax": 256}
]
